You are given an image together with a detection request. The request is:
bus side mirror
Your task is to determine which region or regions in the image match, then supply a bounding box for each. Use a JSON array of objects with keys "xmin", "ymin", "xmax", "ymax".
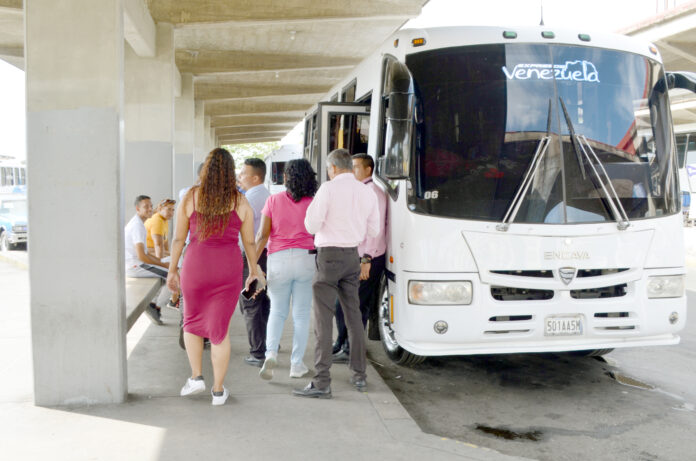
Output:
[
  {"xmin": 667, "ymin": 71, "xmax": 696, "ymax": 93},
  {"xmin": 383, "ymin": 91, "xmax": 414, "ymax": 179}
]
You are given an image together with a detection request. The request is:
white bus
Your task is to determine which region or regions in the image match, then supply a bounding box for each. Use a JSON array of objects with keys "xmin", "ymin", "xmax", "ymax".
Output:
[
  {"xmin": 303, "ymin": 26, "xmax": 692, "ymax": 364},
  {"xmin": 0, "ymin": 158, "xmax": 27, "ymax": 195},
  {"xmin": 264, "ymin": 144, "xmax": 302, "ymax": 194}
]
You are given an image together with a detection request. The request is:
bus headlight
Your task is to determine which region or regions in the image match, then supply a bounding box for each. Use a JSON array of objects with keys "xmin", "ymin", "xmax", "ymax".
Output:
[
  {"xmin": 408, "ymin": 281, "xmax": 472, "ymax": 305},
  {"xmin": 646, "ymin": 276, "xmax": 684, "ymax": 298}
]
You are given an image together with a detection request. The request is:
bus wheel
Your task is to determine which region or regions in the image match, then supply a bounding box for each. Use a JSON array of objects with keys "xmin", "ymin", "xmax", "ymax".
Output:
[
  {"xmin": 378, "ymin": 276, "xmax": 426, "ymax": 366},
  {"xmin": 568, "ymin": 348, "xmax": 614, "ymax": 357}
]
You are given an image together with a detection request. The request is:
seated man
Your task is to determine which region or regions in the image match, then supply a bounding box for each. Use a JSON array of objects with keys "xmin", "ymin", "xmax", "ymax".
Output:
[
  {"xmin": 145, "ymin": 198, "xmax": 180, "ymax": 310},
  {"xmin": 145, "ymin": 198, "xmax": 175, "ymax": 258},
  {"xmin": 125, "ymin": 195, "xmax": 174, "ymax": 325}
]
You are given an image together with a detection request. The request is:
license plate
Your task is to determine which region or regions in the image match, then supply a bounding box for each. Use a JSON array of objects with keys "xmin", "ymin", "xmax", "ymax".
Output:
[{"xmin": 544, "ymin": 316, "xmax": 583, "ymax": 336}]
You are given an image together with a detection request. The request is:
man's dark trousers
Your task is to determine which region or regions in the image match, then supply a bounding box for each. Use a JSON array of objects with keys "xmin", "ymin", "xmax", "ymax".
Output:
[
  {"xmin": 312, "ymin": 246, "xmax": 366, "ymax": 389},
  {"xmin": 240, "ymin": 248, "xmax": 270, "ymax": 359},
  {"xmin": 335, "ymin": 253, "xmax": 386, "ymax": 350}
]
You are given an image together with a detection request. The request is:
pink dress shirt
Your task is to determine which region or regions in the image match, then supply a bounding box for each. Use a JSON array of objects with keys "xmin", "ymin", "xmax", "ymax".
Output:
[
  {"xmin": 304, "ymin": 172, "xmax": 380, "ymax": 248},
  {"xmin": 358, "ymin": 177, "xmax": 387, "ymax": 258}
]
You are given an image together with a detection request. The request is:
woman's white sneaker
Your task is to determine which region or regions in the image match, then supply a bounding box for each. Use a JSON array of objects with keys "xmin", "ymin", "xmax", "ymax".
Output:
[
  {"xmin": 289, "ymin": 363, "xmax": 309, "ymax": 378},
  {"xmin": 180, "ymin": 376, "xmax": 205, "ymax": 396},
  {"xmin": 211, "ymin": 387, "xmax": 229, "ymax": 406},
  {"xmin": 259, "ymin": 355, "xmax": 277, "ymax": 381}
]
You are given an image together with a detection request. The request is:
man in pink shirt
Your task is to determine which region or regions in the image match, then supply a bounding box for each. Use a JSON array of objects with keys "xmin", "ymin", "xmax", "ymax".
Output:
[
  {"xmin": 333, "ymin": 153, "xmax": 388, "ymax": 362},
  {"xmin": 293, "ymin": 149, "xmax": 380, "ymax": 399}
]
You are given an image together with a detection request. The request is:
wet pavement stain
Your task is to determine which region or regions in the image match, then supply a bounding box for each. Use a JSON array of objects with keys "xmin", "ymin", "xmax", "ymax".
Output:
[
  {"xmin": 475, "ymin": 424, "xmax": 543, "ymax": 441},
  {"xmin": 605, "ymin": 371, "xmax": 655, "ymax": 390}
]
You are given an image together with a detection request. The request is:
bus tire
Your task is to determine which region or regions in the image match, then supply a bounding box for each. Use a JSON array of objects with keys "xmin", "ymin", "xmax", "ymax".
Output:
[
  {"xmin": 378, "ymin": 275, "xmax": 426, "ymax": 366},
  {"xmin": 568, "ymin": 348, "xmax": 614, "ymax": 357}
]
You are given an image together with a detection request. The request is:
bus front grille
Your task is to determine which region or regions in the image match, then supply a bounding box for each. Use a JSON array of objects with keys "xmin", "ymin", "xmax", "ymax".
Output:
[{"xmin": 491, "ymin": 286, "xmax": 554, "ymax": 301}]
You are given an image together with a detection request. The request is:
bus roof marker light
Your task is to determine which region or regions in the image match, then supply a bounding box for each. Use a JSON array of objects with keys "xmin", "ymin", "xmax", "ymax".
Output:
[
  {"xmin": 649, "ymin": 45, "xmax": 658, "ymax": 55},
  {"xmin": 394, "ymin": 39, "xmax": 399, "ymax": 48},
  {"xmin": 503, "ymin": 31, "xmax": 517, "ymax": 39},
  {"xmin": 578, "ymin": 33, "xmax": 591, "ymax": 42},
  {"xmin": 541, "ymin": 31, "xmax": 555, "ymax": 39},
  {"xmin": 412, "ymin": 37, "xmax": 426, "ymax": 47}
]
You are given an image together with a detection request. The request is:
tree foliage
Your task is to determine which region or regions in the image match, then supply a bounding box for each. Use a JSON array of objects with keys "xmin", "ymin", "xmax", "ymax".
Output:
[{"xmin": 222, "ymin": 142, "xmax": 280, "ymax": 168}]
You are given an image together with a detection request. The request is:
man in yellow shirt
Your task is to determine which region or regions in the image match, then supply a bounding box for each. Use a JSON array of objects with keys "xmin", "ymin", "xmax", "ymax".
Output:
[
  {"xmin": 145, "ymin": 198, "xmax": 179, "ymax": 309},
  {"xmin": 146, "ymin": 199, "xmax": 175, "ymax": 258}
]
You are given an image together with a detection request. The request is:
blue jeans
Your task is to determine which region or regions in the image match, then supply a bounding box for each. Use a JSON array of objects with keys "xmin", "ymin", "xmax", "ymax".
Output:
[{"xmin": 265, "ymin": 248, "xmax": 315, "ymax": 366}]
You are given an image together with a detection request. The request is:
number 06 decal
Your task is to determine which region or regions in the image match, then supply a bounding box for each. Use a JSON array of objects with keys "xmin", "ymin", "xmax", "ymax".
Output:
[{"xmin": 424, "ymin": 190, "xmax": 439, "ymax": 199}]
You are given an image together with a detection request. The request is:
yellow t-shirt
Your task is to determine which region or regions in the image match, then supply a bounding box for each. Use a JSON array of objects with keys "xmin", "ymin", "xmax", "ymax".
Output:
[{"xmin": 145, "ymin": 213, "xmax": 168, "ymax": 249}]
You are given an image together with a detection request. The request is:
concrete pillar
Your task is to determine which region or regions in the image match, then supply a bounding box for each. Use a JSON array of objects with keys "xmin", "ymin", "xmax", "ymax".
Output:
[
  {"xmin": 204, "ymin": 115, "xmax": 214, "ymax": 153},
  {"xmin": 174, "ymin": 73, "xmax": 194, "ymax": 199},
  {"xmin": 124, "ymin": 23, "xmax": 175, "ymax": 206},
  {"xmin": 193, "ymin": 101, "xmax": 206, "ymax": 164},
  {"xmin": 26, "ymin": 0, "xmax": 127, "ymax": 405}
]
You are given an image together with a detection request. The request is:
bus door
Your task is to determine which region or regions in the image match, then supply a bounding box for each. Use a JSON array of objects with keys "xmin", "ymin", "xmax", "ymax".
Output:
[{"xmin": 310, "ymin": 102, "xmax": 370, "ymax": 184}]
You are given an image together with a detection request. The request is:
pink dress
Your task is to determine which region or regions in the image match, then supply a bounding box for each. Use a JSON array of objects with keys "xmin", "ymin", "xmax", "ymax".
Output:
[{"xmin": 180, "ymin": 202, "xmax": 243, "ymax": 344}]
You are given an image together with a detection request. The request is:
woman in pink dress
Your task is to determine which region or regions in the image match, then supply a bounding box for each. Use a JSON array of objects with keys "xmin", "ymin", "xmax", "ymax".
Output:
[{"xmin": 167, "ymin": 148, "xmax": 259, "ymax": 406}]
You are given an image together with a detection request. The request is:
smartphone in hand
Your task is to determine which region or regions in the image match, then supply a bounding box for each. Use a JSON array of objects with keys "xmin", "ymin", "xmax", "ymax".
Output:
[{"xmin": 241, "ymin": 279, "xmax": 258, "ymax": 300}]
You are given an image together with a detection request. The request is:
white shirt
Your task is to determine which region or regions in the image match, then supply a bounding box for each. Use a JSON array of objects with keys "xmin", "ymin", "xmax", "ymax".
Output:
[
  {"xmin": 304, "ymin": 172, "xmax": 380, "ymax": 248},
  {"xmin": 244, "ymin": 183, "xmax": 271, "ymax": 235},
  {"xmin": 125, "ymin": 214, "xmax": 147, "ymax": 269}
]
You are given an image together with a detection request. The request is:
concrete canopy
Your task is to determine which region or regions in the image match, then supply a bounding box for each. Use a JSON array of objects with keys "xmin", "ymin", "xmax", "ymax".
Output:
[
  {"xmin": 623, "ymin": 1, "xmax": 696, "ymax": 131},
  {"xmin": 0, "ymin": 0, "xmax": 428, "ymax": 144}
]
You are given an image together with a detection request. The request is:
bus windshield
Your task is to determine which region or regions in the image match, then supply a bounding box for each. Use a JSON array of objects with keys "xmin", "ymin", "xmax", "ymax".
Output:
[{"xmin": 406, "ymin": 43, "xmax": 679, "ymax": 223}]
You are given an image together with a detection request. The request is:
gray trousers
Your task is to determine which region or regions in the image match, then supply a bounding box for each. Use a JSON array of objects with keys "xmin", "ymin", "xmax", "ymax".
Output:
[{"xmin": 312, "ymin": 246, "xmax": 366, "ymax": 388}]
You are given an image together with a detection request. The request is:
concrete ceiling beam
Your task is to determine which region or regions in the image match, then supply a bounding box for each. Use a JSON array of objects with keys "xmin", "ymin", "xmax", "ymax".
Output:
[
  {"xmin": 220, "ymin": 137, "xmax": 283, "ymax": 146},
  {"xmin": 176, "ymin": 49, "xmax": 360, "ymax": 74},
  {"xmin": 195, "ymin": 82, "xmax": 333, "ymax": 100},
  {"xmin": 214, "ymin": 122, "xmax": 296, "ymax": 131},
  {"xmin": 193, "ymin": 68, "xmax": 346, "ymax": 87},
  {"xmin": 0, "ymin": 44, "xmax": 22, "ymax": 57},
  {"xmin": 147, "ymin": 0, "xmax": 423, "ymax": 24},
  {"xmin": 124, "ymin": 0, "xmax": 156, "ymax": 57},
  {"xmin": 205, "ymin": 100, "xmax": 312, "ymax": 117},
  {"xmin": 219, "ymin": 130, "xmax": 288, "ymax": 139},
  {"xmin": 210, "ymin": 115, "xmax": 300, "ymax": 128},
  {"xmin": 657, "ymin": 40, "xmax": 696, "ymax": 66},
  {"xmin": 216, "ymin": 125, "xmax": 293, "ymax": 136},
  {"xmin": 623, "ymin": 5, "xmax": 696, "ymax": 42}
]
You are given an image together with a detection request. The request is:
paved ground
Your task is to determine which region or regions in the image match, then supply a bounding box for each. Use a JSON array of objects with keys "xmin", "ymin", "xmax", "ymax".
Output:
[
  {"xmin": 365, "ymin": 228, "xmax": 696, "ymax": 461},
  {"xmin": 2, "ymin": 228, "xmax": 696, "ymax": 461},
  {"xmin": 0, "ymin": 252, "xmax": 524, "ymax": 461}
]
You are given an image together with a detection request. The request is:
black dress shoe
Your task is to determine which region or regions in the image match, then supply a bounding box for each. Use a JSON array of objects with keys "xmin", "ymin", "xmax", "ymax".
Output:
[
  {"xmin": 331, "ymin": 342, "xmax": 343, "ymax": 354},
  {"xmin": 350, "ymin": 375, "xmax": 367, "ymax": 391},
  {"xmin": 292, "ymin": 382, "xmax": 332, "ymax": 399},
  {"xmin": 332, "ymin": 350, "xmax": 350, "ymax": 363},
  {"xmin": 244, "ymin": 356, "xmax": 264, "ymax": 367}
]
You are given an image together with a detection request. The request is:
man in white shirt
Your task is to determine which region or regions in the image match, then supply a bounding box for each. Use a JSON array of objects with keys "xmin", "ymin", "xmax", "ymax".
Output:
[
  {"xmin": 293, "ymin": 149, "xmax": 380, "ymax": 399},
  {"xmin": 125, "ymin": 195, "xmax": 173, "ymax": 325},
  {"xmin": 237, "ymin": 158, "xmax": 272, "ymax": 367}
]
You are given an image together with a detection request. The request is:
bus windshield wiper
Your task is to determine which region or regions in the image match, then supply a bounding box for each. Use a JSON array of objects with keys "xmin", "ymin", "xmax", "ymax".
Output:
[
  {"xmin": 497, "ymin": 100, "xmax": 553, "ymax": 232},
  {"xmin": 496, "ymin": 135, "xmax": 551, "ymax": 232},
  {"xmin": 559, "ymin": 97, "xmax": 630, "ymax": 230}
]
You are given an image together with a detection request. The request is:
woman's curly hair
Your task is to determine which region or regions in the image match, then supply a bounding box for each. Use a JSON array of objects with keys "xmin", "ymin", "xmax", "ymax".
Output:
[
  {"xmin": 284, "ymin": 158, "xmax": 318, "ymax": 202},
  {"xmin": 196, "ymin": 148, "xmax": 239, "ymax": 240}
]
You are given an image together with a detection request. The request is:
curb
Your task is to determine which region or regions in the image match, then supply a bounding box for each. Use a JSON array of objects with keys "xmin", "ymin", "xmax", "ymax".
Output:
[{"xmin": 0, "ymin": 252, "xmax": 28, "ymax": 270}]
